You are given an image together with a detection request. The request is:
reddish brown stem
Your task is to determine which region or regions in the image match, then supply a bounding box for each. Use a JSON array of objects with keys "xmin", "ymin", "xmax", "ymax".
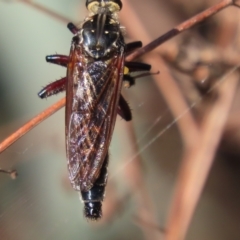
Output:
[
  {"xmin": 127, "ymin": 0, "xmax": 234, "ymax": 61},
  {"xmin": 0, "ymin": 98, "xmax": 66, "ymax": 153}
]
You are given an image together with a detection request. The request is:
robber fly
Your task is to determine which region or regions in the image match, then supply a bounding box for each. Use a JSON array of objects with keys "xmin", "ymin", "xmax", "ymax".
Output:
[{"xmin": 38, "ymin": 0, "xmax": 151, "ymax": 220}]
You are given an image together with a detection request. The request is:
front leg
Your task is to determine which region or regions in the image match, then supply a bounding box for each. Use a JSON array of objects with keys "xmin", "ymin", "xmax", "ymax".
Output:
[
  {"xmin": 67, "ymin": 22, "xmax": 79, "ymax": 34},
  {"xmin": 46, "ymin": 54, "xmax": 69, "ymax": 67}
]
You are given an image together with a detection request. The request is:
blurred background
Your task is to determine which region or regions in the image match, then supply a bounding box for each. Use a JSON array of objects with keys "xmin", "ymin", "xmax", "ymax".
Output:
[{"xmin": 0, "ymin": 0, "xmax": 240, "ymax": 239}]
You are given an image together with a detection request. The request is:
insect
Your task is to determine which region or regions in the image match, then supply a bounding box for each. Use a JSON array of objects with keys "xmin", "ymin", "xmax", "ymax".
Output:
[{"xmin": 38, "ymin": 0, "xmax": 151, "ymax": 220}]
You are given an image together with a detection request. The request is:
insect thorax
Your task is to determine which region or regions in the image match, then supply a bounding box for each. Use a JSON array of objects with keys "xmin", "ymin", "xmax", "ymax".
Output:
[{"xmin": 77, "ymin": 13, "xmax": 125, "ymax": 59}]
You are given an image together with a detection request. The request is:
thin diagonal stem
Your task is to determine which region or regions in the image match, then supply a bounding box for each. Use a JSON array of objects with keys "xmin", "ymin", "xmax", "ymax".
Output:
[
  {"xmin": 127, "ymin": 0, "xmax": 233, "ymax": 61},
  {"xmin": 0, "ymin": 98, "xmax": 66, "ymax": 153}
]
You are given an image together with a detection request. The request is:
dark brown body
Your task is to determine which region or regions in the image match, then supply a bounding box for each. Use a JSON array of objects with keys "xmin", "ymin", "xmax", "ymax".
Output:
[{"xmin": 66, "ymin": 32, "xmax": 125, "ymax": 192}]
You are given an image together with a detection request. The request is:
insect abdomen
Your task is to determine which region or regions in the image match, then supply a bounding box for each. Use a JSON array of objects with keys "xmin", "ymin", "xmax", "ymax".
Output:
[{"xmin": 80, "ymin": 154, "xmax": 109, "ymax": 220}]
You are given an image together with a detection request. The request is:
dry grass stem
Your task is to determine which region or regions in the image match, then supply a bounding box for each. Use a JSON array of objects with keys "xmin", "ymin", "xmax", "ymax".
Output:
[
  {"xmin": 0, "ymin": 98, "xmax": 65, "ymax": 153},
  {"xmin": 127, "ymin": 0, "xmax": 234, "ymax": 61},
  {"xmin": 122, "ymin": 1, "xmax": 199, "ymax": 148}
]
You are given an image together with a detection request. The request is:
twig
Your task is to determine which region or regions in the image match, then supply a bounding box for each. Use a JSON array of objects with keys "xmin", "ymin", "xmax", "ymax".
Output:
[
  {"xmin": 121, "ymin": 1, "xmax": 240, "ymax": 239},
  {"xmin": 127, "ymin": 0, "xmax": 234, "ymax": 61},
  {"xmin": 0, "ymin": 98, "xmax": 65, "ymax": 153},
  {"xmin": 122, "ymin": 1, "xmax": 199, "ymax": 148}
]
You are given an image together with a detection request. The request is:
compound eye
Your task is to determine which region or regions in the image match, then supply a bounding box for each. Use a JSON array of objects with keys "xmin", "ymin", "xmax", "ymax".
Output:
[
  {"xmin": 107, "ymin": 0, "xmax": 122, "ymax": 11},
  {"xmin": 86, "ymin": 0, "xmax": 122, "ymax": 13},
  {"xmin": 86, "ymin": 1, "xmax": 99, "ymax": 13}
]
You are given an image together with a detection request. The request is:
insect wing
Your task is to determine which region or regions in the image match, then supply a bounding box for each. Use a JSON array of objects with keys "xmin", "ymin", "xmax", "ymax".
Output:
[{"xmin": 66, "ymin": 42, "xmax": 124, "ymax": 192}]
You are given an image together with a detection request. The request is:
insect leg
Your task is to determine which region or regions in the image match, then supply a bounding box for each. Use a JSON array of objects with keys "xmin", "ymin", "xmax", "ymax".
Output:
[
  {"xmin": 67, "ymin": 22, "xmax": 79, "ymax": 34},
  {"xmin": 125, "ymin": 41, "xmax": 142, "ymax": 54},
  {"xmin": 125, "ymin": 61, "xmax": 151, "ymax": 72},
  {"xmin": 123, "ymin": 74, "xmax": 135, "ymax": 87},
  {"xmin": 38, "ymin": 77, "xmax": 67, "ymax": 98},
  {"xmin": 46, "ymin": 55, "xmax": 69, "ymax": 67},
  {"xmin": 123, "ymin": 61, "xmax": 152, "ymax": 87},
  {"xmin": 81, "ymin": 154, "xmax": 109, "ymax": 220},
  {"xmin": 118, "ymin": 94, "xmax": 132, "ymax": 121}
]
